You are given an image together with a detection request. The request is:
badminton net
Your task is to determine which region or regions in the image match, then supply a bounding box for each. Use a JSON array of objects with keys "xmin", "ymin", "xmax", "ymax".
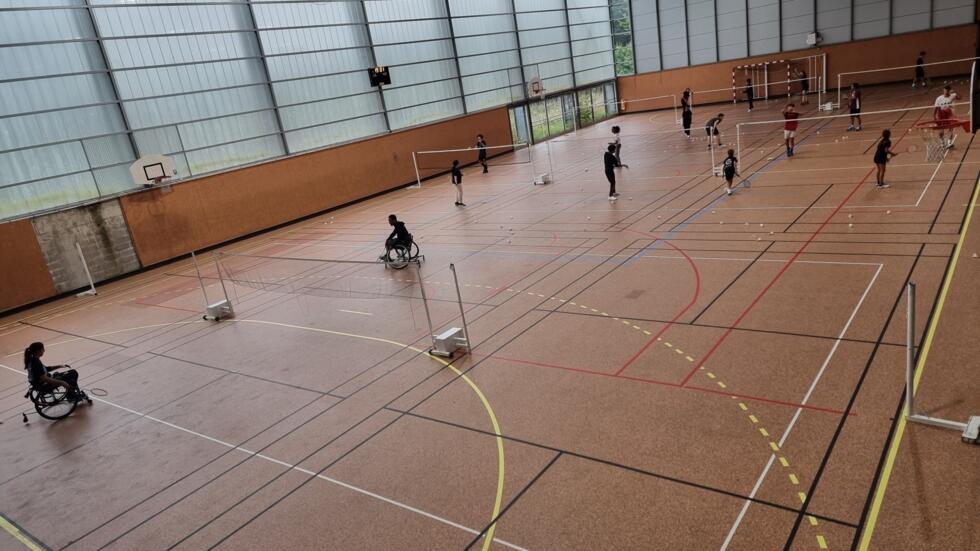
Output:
[{"xmin": 412, "ymin": 143, "xmax": 531, "ymax": 187}]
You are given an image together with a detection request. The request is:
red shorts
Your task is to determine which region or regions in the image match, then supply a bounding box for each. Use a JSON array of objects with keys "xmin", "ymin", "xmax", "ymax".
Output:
[{"xmin": 936, "ymin": 109, "xmax": 953, "ymax": 121}]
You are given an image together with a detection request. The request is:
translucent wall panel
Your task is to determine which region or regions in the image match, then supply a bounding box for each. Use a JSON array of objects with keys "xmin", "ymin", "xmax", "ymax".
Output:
[
  {"xmin": 687, "ymin": 0, "xmax": 718, "ymax": 66},
  {"xmin": 631, "ymin": 0, "xmax": 662, "ymax": 73},
  {"xmin": 610, "ymin": 0, "xmax": 634, "ymax": 75},
  {"xmin": 567, "ymin": 1, "xmax": 615, "ymax": 84},
  {"xmin": 659, "ymin": 0, "xmax": 689, "ymax": 69},
  {"xmin": 748, "ymin": 0, "xmax": 779, "ymax": 56},
  {"xmin": 516, "ymin": 0, "xmax": 575, "ymax": 94},
  {"xmin": 93, "ymin": 2, "xmax": 284, "ymax": 175},
  {"xmin": 933, "ymin": 0, "xmax": 975, "ymax": 28},
  {"xmin": 0, "ymin": 0, "xmax": 136, "ymax": 220},
  {"xmin": 254, "ymin": 0, "xmax": 386, "ymax": 151},
  {"xmin": 781, "ymin": 0, "xmax": 813, "ymax": 52},
  {"xmin": 717, "ymin": 0, "xmax": 748, "ymax": 61},
  {"xmin": 853, "ymin": 0, "xmax": 890, "ymax": 39},
  {"xmin": 892, "ymin": 0, "xmax": 931, "ymax": 34},
  {"xmin": 448, "ymin": 0, "xmax": 524, "ymax": 111},
  {"xmin": 366, "ymin": 0, "xmax": 463, "ymax": 129},
  {"xmin": 816, "ymin": 0, "xmax": 851, "ymax": 45}
]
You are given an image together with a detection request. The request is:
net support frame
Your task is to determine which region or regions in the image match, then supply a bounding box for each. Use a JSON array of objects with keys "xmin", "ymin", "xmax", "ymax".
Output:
[
  {"xmin": 74, "ymin": 241, "xmax": 97, "ymax": 297},
  {"xmin": 903, "ymin": 281, "xmax": 979, "ymax": 444},
  {"xmin": 412, "ymin": 142, "xmax": 533, "ymax": 187},
  {"xmin": 618, "ymin": 94, "xmax": 679, "ymax": 124},
  {"xmin": 836, "ymin": 56, "xmax": 980, "ymax": 109},
  {"xmin": 733, "ymin": 101, "xmax": 972, "ymax": 162}
]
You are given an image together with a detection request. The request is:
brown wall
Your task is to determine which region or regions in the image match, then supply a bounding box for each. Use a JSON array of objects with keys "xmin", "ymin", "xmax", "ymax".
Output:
[
  {"xmin": 618, "ymin": 24, "xmax": 979, "ymax": 110},
  {"xmin": 121, "ymin": 107, "xmax": 511, "ymax": 266},
  {"xmin": 0, "ymin": 219, "xmax": 56, "ymax": 312}
]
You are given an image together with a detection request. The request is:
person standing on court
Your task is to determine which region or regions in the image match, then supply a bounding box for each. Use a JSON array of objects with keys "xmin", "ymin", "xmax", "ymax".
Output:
[
  {"xmin": 934, "ymin": 84, "xmax": 959, "ymax": 149},
  {"xmin": 847, "ymin": 83, "xmax": 862, "ymax": 131},
  {"xmin": 451, "ymin": 160, "xmax": 465, "ymax": 206},
  {"xmin": 722, "ymin": 149, "xmax": 738, "ymax": 196},
  {"xmin": 610, "ymin": 126, "xmax": 628, "ymax": 168},
  {"xmin": 782, "ymin": 103, "xmax": 800, "ymax": 157},
  {"xmin": 681, "ymin": 88, "xmax": 693, "ymax": 138},
  {"xmin": 476, "ymin": 134, "xmax": 488, "ymax": 173},
  {"xmin": 744, "ymin": 79, "xmax": 754, "ymax": 112},
  {"xmin": 797, "ymin": 69, "xmax": 809, "ymax": 105},
  {"xmin": 913, "ymin": 52, "xmax": 927, "ymax": 88},
  {"xmin": 873, "ymin": 129, "xmax": 895, "ymax": 189},
  {"xmin": 604, "ymin": 144, "xmax": 619, "ymax": 201}
]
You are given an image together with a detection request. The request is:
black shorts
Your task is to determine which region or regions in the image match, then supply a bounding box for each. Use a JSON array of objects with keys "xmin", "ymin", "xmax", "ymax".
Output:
[
  {"xmin": 915, "ymin": 68, "xmax": 925, "ymax": 78},
  {"xmin": 478, "ymin": 150, "xmax": 486, "ymax": 161},
  {"xmin": 873, "ymin": 154, "xmax": 888, "ymax": 165},
  {"xmin": 605, "ymin": 170, "xmax": 615, "ymax": 183},
  {"xmin": 723, "ymin": 169, "xmax": 735, "ymax": 182},
  {"xmin": 51, "ymin": 370, "xmax": 79, "ymax": 389},
  {"xmin": 801, "ymin": 83, "xmax": 809, "ymax": 92},
  {"xmin": 850, "ymin": 107, "xmax": 861, "ymax": 115},
  {"xmin": 706, "ymin": 127, "xmax": 719, "ymax": 136}
]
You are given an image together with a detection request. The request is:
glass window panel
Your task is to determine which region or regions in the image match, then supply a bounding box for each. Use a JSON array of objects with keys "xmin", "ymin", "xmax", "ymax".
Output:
[
  {"xmin": 387, "ymin": 98, "xmax": 464, "ymax": 130},
  {"xmin": 92, "ymin": 5, "xmax": 252, "ymax": 38},
  {"xmin": 279, "ymin": 94, "xmax": 383, "ymax": 130},
  {"xmin": 448, "ymin": 0, "xmax": 511, "ymax": 17},
  {"xmin": 0, "ymin": 142, "xmax": 88, "ymax": 188},
  {"xmin": 113, "ymin": 59, "xmax": 267, "ymax": 100},
  {"xmin": 0, "ymin": 173, "xmax": 100, "ymax": 220},
  {"xmin": 383, "ymin": 79, "xmax": 461, "ymax": 111},
  {"xmin": 374, "ymin": 41, "xmax": 456, "ymax": 67},
  {"xmin": 0, "ymin": 42, "xmax": 105, "ymax": 81},
  {"xmin": 177, "ymin": 110, "xmax": 280, "ymax": 152},
  {"xmin": 273, "ymin": 74, "xmax": 376, "ymax": 107},
  {"xmin": 82, "ymin": 134, "xmax": 136, "ymax": 168},
  {"xmin": 266, "ymin": 49, "xmax": 373, "ymax": 81},
  {"xmin": 92, "ymin": 163, "xmax": 138, "ymax": 196},
  {"xmin": 124, "ymin": 85, "xmax": 272, "ymax": 129},
  {"xmin": 0, "ymin": 8, "xmax": 94, "ymax": 45},
  {"xmin": 0, "ymin": 74, "xmax": 117, "ymax": 117},
  {"xmin": 1, "ymin": 105, "xmax": 126, "ymax": 151},
  {"xmin": 102, "ymin": 34, "xmax": 260, "ymax": 68},
  {"xmin": 185, "ymin": 135, "xmax": 282, "ymax": 176},
  {"xmin": 285, "ymin": 114, "xmax": 387, "ymax": 153}
]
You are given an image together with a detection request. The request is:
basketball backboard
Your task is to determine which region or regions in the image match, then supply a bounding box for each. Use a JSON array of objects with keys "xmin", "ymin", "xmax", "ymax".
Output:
[{"xmin": 130, "ymin": 154, "xmax": 177, "ymax": 187}]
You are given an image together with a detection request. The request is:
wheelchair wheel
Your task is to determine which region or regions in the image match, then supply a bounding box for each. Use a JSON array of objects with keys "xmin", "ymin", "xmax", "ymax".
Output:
[
  {"xmin": 33, "ymin": 387, "xmax": 77, "ymax": 421},
  {"xmin": 386, "ymin": 244, "xmax": 411, "ymax": 270},
  {"xmin": 409, "ymin": 241, "xmax": 421, "ymax": 261}
]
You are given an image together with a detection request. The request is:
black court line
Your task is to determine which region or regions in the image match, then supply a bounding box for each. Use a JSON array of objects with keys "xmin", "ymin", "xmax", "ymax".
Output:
[
  {"xmin": 385, "ymin": 407, "xmax": 859, "ymax": 530},
  {"xmin": 1, "ymin": 512, "xmax": 51, "ymax": 551},
  {"xmin": 782, "ymin": 244, "xmax": 926, "ymax": 546},
  {"xmin": 463, "ymin": 451, "xmax": 563, "ymax": 549},
  {"xmin": 687, "ymin": 236, "xmax": 774, "ymax": 325}
]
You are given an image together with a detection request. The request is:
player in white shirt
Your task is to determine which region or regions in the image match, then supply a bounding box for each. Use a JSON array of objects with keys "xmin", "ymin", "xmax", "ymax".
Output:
[{"xmin": 933, "ymin": 85, "xmax": 959, "ymax": 149}]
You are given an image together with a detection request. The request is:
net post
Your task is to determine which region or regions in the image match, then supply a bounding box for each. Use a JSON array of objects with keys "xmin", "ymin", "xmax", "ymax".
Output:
[
  {"xmin": 671, "ymin": 94, "xmax": 679, "ymax": 124},
  {"xmin": 412, "ymin": 151, "xmax": 422, "ymax": 189},
  {"xmin": 74, "ymin": 242, "xmax": 97, "ymax": 297},
  {"xmin": 736, "ymin": 124, "xmax": 741, "ymax": 165},
  {"xmin": 414, "ymin": 261, "xmax": 439, "ymax": 353},
  {"xmin": 449, "ymin": 263, "xmax": 471, "ymax": 354},
  {"xmin": 190, "ymin": 251, "xmax": 212, "ymax": 311},
  {"xmin": 212, "ymin": 252, "xmax": 233, "ymax": 306},
  {"xmin": 837, "ymin": 73, "xmax": 842, "ymax": 110},
  {"xmin": 905, "ymin": 281, "xmax": 916, "ymax": 417}
]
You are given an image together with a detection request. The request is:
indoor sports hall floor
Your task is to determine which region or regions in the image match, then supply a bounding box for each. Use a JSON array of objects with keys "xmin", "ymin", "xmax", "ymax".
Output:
[{"xmin": 2, "ymin": 80, "xmax": 978, "ymax": 550}]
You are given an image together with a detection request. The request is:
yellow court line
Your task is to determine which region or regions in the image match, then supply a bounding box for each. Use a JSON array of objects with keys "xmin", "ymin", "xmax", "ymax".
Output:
[
  {"xmin": 858, "ymin": 176, "xmax": 980, "ymax": 550},
  {"xmin": 233, "ymin": 319, "xmax": 506, "ymax": 551},
  {"xmin": 0, "ymin": 515, "xmax": 44, "ymax": 551}
]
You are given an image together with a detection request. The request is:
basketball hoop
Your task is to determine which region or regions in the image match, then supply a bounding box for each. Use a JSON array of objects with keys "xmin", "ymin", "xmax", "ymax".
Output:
[{"xmin": 914, "ymin": 118, "xmax": 969, "ymax": 161}]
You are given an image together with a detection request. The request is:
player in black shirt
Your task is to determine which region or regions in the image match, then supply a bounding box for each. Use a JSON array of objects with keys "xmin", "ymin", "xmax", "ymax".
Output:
[
  {"xmin": 722, "ymin": 149, "xmax": 739, "ymax": 196},
  {"xmin": 604, "ymin": 144, "xmax": 619, "ymax": 200},
  {"xmin": 913, "ymin": 52, "xmax": 926, "ymax": 88},
  {"xmin": 24, "ymin": 342, "xmax": 82, "ymax": 400},
  {"xmin": 744, "ymin": 79, "xmax": 754, "ymax": 111},
  {"xmin": 451, "ymin": 160, "xmax": 464, "ymax": 206},
  {"xmin": 681, "ymin": 88, "xmax": 693, "ymax": 138},
  {"xmin": 873, "ymin": 129, "xmax": 895, "ymax": 188},
  {"xmin": 383, "ymin": 214, "xmax": 412, "ymax": 258},
  {"xmin": 705, "ymin": 113, "xmax": 725, "ymax": 149},
  {"xmin": 476, "ymin": 134, "xmax": 488, "ymax": 173}
]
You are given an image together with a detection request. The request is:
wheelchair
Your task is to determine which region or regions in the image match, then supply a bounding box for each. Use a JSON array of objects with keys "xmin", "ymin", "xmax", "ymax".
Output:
[
  {"xmin": 383, "ymin": 235, "xmax": 423, "ymax": 270},
  {"xmin": 23, "ymin": 381, "xmax": 91, "ymax": 423}
]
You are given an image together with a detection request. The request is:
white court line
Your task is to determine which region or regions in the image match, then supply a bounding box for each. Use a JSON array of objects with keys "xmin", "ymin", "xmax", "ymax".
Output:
[
  {"xmin": 338, "ymin": 309, "xmax": 373, "ymax": 316},
  {"xmin": 719, "ymin": 263, "xmax": 883, "ymax": 549},
  {"xmin": 0, "ymin": 364, "xmax": 526, "ymax": 551}
]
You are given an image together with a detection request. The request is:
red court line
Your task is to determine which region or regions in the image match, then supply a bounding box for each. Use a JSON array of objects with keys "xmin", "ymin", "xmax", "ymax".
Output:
[
  {"xmin": 678, "ymin": 110, "xmax": 927, "ymax": 387},
  {"xmin": 485, "ymin": 353, "xmax": 851, "ymax": 416},
  {"xmin": 615, "ymin": 233, "xmax": 702, "ymax": 376}
]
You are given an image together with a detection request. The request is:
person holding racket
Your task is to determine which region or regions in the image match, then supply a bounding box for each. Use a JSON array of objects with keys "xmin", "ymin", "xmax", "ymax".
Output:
[
  {"xmin": 873, "ymin": 129, "xmax": 896, "ymax": 189},
  {"xmin": 722, "ymin": 149, "xmax": 739, "ymax": 196},
  {"xmin": 934, "ymin": 85, "xmax": 959, "ymax": 149}
]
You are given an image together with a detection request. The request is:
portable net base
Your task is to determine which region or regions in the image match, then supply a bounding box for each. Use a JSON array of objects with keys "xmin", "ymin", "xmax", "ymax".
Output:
[{"xmin": 915, "ymin": 119, "xmax": 970, "ymax": 161}]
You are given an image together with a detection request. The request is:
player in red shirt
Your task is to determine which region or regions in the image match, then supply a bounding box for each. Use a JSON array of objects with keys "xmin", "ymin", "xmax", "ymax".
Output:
[{"xmin": 783, "ymin": 104, "xmax": 800, "ymax": 157}]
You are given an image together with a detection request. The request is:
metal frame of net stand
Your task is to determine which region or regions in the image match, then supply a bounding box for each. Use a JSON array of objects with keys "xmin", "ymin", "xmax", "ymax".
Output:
[
  {"xmin": 411, "ymin": 142, "xmax": 551, "ymax": 187},
  {"xmin": 194, "ymin": 251, "xmax": 472, "ymax": 359},
  {"xmin": 905, "ymin": 282, "xmax": 979, "ymax": 444}
]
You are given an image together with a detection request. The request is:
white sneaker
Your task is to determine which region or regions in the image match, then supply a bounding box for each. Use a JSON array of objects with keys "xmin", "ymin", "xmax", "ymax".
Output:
[{"xmin": 726, "ymin": 187, "xmax": 732, "ymax": 195}]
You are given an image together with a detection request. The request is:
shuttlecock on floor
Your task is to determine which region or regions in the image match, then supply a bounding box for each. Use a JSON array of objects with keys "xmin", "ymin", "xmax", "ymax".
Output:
[{"xmin": 848, "ymin": 223, "xmax": 854, "ymax": 228}]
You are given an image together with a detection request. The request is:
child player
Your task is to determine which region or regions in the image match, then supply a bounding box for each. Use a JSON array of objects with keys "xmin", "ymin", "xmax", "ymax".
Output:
[
  {"xmin": 476, "ymin": 134, "xmax": 488, "ymax": 173},
  {"xmin": 847, "ymin": 83, "xmax": 862, "ymax": 131},
  {"xmin": 705, "ymin": 113, "xmax": 725, "ymax": 149},
  {"xmin": 913, "ymin": 52, "xmax": 927, "ymax": 88},
  {"xmin": 783, "ymin": 103, "xmax": 800, "ymax": 157},
  {"xmin": 722, "ymin": 149, "xmax": 738, "ymax": 196},
  {"xmin": 744, "ymin": 79, "xmax": 754, "ymax": 112},
  {"xmin": 873, "ymin": 129, "xmax": 895, "ymax": 189},
  {"xmin": 934, "ymin": 84, "xmax": 959, "ymax": 149},
  {"xmin": 604, "ymin": 144, "xmax": 619, "ymax": 201}
]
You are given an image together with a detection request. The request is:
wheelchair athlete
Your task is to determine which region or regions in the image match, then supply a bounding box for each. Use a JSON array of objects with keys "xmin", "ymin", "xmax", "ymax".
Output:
[
  {"xmin": 381, "ymin": 214, "xmax": 413, "ymax": 259},
  {"xmin": 24, "ymin": 341, "xmax": 83, "ymax": 401}
]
